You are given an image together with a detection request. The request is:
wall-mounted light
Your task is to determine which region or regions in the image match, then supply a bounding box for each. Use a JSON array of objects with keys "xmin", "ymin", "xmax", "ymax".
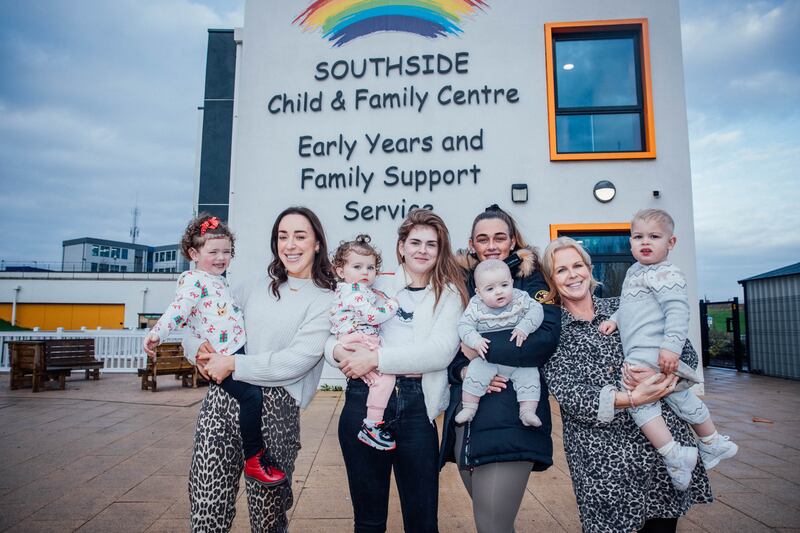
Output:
[
  {"xmin": 653, "ymin": 190, "xmax": 660, "ymax": 198},
  {"xmin": 563, "ymin": 63, "xmax": 574, "ymax": 71},
  {"xmin": 511, "ymin": 183, "xmax": 528, "ymax": 203},
  {"xmin": 593, "ymin": 180, "xmax": 616, "ymax": 203}
]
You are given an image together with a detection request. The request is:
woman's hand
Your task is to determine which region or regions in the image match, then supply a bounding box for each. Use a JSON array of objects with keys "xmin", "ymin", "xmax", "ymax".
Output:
[
  {"xmin": 621, "ymin": 363, "xmax": 657, "ymax": 390},
  {"xmin": 194, "ymin": 341, "xmax": 215, "ymax": 380},
  {"xmin": 197, "ymin": 351, "xmax": 234, "ymax": 384},
  {"xmin": 461, "ymin": 342, "xmax": 481, "ymax": 361},
  {"xmin": 458, "ymin": 367, "xmax": 508, "ymax": 393},
  {"xmin": 631, "ymin": 372, "xmax": 678, "ymax": 406},
  {"xmin": 486, "ymin": 374, "xmax": 508, "ymax": 394},
  {"xmin": 338, "ymin": 343, "xmax": 379, "ymax": 379}
]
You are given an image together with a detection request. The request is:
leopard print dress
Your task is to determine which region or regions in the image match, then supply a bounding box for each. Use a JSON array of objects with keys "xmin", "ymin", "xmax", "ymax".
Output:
[
  {"xmin": 188, "ymin": 383, "xmax": 301, "ymax": 533},
  {"xmin": 541, "ymin": 297, "xmax": 712, "ymax": 533}
]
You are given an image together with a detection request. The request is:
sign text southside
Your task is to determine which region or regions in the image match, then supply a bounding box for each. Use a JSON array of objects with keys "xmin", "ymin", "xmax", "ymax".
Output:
[{"xmin": 266, "ymin": 52, "xmax": 520, "ymax": 222}]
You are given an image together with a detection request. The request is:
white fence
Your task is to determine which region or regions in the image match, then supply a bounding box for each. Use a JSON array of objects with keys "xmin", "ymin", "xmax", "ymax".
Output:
[
  {"xmin": 0, "ymin": 330, "xmax": 347, "ymax": 386},
  {"xmin": 0, "ymin": 330, "xmax": 174, "ymax": 373}
]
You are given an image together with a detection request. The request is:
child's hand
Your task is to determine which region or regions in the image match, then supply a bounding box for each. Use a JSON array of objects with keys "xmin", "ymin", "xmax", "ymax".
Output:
[
  {"xmin": 510, "ymin": 328, "xmax": 527, "ymax": 347},
  {"xmin": 598, "ymin": 320, "xmax": 617, "ymax": 335},
  {"xmin": 143, "ymin": 333, "xmax": 160, "ymax": 360},
  {"xmin": 475, "ymin": 338, "xmax": 490, "ymax": 358},
  {"xmin": 658, "ymin": 349, "xmax": 680, "ymax": 375}
]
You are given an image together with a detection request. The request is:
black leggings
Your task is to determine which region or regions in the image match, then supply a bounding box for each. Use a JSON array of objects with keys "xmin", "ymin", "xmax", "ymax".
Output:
[{"xmin": 639, "ymin": 517, "xmax": 678, "ymax": 533}]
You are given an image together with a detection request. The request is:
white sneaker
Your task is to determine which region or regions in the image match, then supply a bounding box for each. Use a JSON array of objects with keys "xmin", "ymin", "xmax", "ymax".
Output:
[
  {"xmin": 662, "ymin": 444, "xmax": 698, "ymax": 491},
  {"xmin": 698, "ymin": 434, "xmax": 738, "ymax": 470}
]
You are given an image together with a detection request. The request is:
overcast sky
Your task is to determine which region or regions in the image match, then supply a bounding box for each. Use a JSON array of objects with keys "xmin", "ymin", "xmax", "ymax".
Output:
[{"xmin": 1, "ymin": 0, "xmax": 797, "ymax": 300}]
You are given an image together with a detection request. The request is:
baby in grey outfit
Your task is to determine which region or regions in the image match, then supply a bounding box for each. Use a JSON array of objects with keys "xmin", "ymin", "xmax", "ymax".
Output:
[
  {"xmin": 600, "ymin": 209, "xmax": 738, "ymax": 491},
  {"xmin": 456, "ymin": 259, "xmax": 544, "ymax": 426}
]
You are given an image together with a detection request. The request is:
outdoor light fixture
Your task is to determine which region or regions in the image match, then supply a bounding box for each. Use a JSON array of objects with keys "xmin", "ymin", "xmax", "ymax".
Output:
[
  {"xmin": 593, "ymin": 180, "xmax": 616, "ymax": 203},
  {"xmin": 653, "ymin": 190, "xmax": 661, "ymax": 198},
  {"xmin": 511, "ymin": 183, "xmax": 528, "ymax": 203},
  {"xmin": 563, "ymin": 63, "xmax": 574, "ymax": 70}
]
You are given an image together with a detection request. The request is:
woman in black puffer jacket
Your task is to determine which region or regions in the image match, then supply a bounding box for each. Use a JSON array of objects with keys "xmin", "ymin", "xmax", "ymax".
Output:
[{"xmin": 439, "ymin": 205, "xmax": 560, "ymax": 533}]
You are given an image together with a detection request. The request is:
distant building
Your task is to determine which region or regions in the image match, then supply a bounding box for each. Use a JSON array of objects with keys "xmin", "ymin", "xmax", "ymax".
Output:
[
  {"xmin": 739, "ymin": 262, "xmax": 800, "ymax": 380},
  {"xmin": 61, "ymin": 238, "xmax": 189, "ymax": 273}
]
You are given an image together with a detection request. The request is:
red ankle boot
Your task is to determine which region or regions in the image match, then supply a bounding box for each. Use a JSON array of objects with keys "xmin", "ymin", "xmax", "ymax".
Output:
[{"xmin": 244, "ymin": 450, "xmax": 286, "ymax": 486}]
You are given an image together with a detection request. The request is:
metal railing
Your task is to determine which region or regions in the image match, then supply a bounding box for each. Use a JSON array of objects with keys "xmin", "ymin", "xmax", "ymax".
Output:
[
  {"xmin": 0, "ymin": 330, "xmax": 180, "ymax": 373},
  {"xmin": 0, "ymin": 330, "xmax": 347, "ymax": 386}
]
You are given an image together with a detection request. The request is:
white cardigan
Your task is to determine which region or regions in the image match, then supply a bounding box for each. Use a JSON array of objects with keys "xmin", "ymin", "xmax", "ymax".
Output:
[{"xmin": 325, "ymin": 266, "xmax": 464, "ymax": 421}]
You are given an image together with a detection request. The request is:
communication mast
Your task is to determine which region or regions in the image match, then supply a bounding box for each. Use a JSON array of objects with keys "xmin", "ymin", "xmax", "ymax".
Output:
[{"xmin": 130, "ymin": 205, "xmax": 140, "ymax": 244}]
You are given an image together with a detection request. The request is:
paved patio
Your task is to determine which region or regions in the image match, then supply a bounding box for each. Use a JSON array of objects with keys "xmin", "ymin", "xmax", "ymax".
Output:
[{"xmin": 0, "ymin": 368, "xmax": 798, "ymax": 532}]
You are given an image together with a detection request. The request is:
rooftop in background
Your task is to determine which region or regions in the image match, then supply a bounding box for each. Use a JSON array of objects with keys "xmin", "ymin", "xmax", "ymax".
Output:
[
  {"xmin": 738, "ymin": 261, "xmax": 800, "ymax": 283},
  {"xmin": 60, "ymin": 236, "xmax": 190, "ymax": 274}
]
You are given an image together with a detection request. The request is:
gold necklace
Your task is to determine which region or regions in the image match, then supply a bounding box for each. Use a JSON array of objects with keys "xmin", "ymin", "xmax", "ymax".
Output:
[{"xmin": 287, "ymin": 277, "xmax": 312, "ymax": 292}]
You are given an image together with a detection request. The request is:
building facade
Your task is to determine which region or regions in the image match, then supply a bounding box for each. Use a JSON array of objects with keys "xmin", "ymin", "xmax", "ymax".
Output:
[
  {"xmin": 197, "ymin": 0, "xmax": 701, "ymax": 350},
  {"xmin": 739, "ymin": 262, "xmax": 800, "ymax": 380},
  {"xmin": 61, "ymin": 238, "xmax": 189, "ymax": 273}
]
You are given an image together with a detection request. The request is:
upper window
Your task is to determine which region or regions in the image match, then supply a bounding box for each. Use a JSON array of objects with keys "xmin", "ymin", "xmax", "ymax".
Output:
[{"xmin": 545, "ymin": 19, "xmax": 656, "ymax": 160}]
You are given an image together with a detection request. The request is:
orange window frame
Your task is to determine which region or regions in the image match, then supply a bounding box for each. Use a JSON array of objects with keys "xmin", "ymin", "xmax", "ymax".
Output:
[
  {"xmin": 549, "ymin": 223, "xmax": 631, "ymax": 241},
  {"xmin": 544, "ymin": 19, "xmax": 656, "ymax": 161}
]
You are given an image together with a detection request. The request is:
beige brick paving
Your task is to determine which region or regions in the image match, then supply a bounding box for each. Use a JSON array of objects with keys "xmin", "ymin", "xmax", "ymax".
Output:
[{"xmin": 0, "ymin": 368, "xmax": 797, "ymax": 532}]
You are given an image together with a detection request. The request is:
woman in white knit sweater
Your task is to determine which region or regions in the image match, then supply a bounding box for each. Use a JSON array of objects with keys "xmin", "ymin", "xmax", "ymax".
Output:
[
  {"xmin": 327, "ymin": 209, "xmax": 469, "ymax": 532},
  {"xmin": 186, "ymin": 207, "xmax": 336, "ymax": 533}
]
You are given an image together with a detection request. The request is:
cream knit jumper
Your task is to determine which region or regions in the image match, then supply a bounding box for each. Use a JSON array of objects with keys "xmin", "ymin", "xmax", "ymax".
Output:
[{"xmin": 184, "ymin": 275, "xmax": 335, "ymax": 409}]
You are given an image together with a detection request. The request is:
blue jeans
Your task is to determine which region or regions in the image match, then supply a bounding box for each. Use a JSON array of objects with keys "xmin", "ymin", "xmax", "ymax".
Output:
[{"xmin": 338, "ymin": 377, "xmax": 439, "ymax": 533}]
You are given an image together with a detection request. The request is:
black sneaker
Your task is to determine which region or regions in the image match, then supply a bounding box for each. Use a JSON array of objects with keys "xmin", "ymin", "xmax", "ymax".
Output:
[{"xmin": 357, "ymin": 421, "xmax": 396, "ymax": 451}]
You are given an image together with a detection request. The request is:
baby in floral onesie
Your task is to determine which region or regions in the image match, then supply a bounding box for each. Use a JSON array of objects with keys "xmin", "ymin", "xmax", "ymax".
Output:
[{"xmin": 330, "ymin": 235, "xmax": 399, "ymax": 451}]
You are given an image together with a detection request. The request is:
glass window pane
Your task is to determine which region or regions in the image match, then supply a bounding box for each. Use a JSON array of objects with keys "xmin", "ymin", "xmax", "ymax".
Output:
[
  {"xmin": 569, "ymin": 234, "xmax": 630, "ymax": 255},
  {"xmin": 91, "ymin": 246, "xmax": 99, "ymax": 256},
  {"xmin": 100, "ymin": 246, "xmax": 110, "ymax": 257},
  {"xmin": 121, "ymin": 249, "xmax": 128, "ymax": 259},
  {"xmin": 591, "ymin": 261, "xmax": 631, "ymax": 298},
  {"xmin": 556, "ymin": 113, "xmax": 642, "ymax": 153},
  {"xmin": 555, "ymin": 36, "xmax": 638, "ymax": 108}
]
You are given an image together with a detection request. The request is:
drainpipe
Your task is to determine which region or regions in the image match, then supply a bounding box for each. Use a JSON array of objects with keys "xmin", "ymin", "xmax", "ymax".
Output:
[
  {"xmin": 141, "ymin": 287, "xmax": 149, "ymax": 323},
  {"xmin": 11, "ymin": 285, "xmax": 21, "ymax": 326}
]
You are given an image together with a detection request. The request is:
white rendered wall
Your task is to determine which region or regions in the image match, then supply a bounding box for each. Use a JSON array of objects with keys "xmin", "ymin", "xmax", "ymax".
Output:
[
  {"xmin": 226, "ymin": 0, "xmax": 700, "ymax": 354},
  {"xmin": 0, "ymin": 274, "xmax": 179, "ymax": 328},
  {"xmin": 62, "ymin": 244, "xmax": 88, "ymax": 271}
]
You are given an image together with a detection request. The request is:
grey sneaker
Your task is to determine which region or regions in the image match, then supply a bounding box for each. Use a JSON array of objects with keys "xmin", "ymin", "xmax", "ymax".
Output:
[
  {"xmin": 698, "ymin": 434, "xmax": 738, "ymax": 470},
  {"xmin": 662, "ymin": 444, "xmax": 698, "ymax": 491}
]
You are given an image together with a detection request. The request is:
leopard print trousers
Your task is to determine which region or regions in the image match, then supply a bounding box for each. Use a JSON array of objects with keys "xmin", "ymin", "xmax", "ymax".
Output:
[{"xmin": 189, "ymin": 384, "xmax": 301, "ymax": 533}]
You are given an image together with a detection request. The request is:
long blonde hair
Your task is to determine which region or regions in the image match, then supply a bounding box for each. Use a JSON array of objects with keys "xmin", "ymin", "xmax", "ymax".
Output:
[
  {"xmin": 540, "ymin": 237, "xmax": 600, "ymax": 304},
  {"xmin": 396, "ymin": 209, "xmax": 469, "ymax": 308}
]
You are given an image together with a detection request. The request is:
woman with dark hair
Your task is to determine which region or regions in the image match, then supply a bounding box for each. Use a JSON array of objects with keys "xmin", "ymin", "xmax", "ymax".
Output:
[
  {"xmin": 185, "ymin": 207, "xmax": 336, "ymax": 532},
  {"xmin": 326, "ymin": 209, "xmax": 468, "ymax": 533},
  {"xmin": 440, "ymin": 204, "xmax": 561, "ymax": 533}
]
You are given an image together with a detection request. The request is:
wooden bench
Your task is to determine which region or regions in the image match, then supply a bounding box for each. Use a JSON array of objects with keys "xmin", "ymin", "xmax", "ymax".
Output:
[
  {"xmin": 138, "ymin": 342, "xmax": 205, "ymax": 392},
  {"xmin": 9, "ymin": 339, "xmax": 103, "ymax": 392}
]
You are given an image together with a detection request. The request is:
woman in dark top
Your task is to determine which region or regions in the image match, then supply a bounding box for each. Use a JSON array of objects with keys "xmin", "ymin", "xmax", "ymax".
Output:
[{"xmin": 440, "ymin": 205, "xmax": 561, "ymax": 533}]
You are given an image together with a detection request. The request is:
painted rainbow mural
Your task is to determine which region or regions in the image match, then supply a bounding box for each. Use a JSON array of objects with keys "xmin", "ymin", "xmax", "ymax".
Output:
[{"xmin": 293, "ymin": 0, "xmax": 489, "ymax": 47}]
